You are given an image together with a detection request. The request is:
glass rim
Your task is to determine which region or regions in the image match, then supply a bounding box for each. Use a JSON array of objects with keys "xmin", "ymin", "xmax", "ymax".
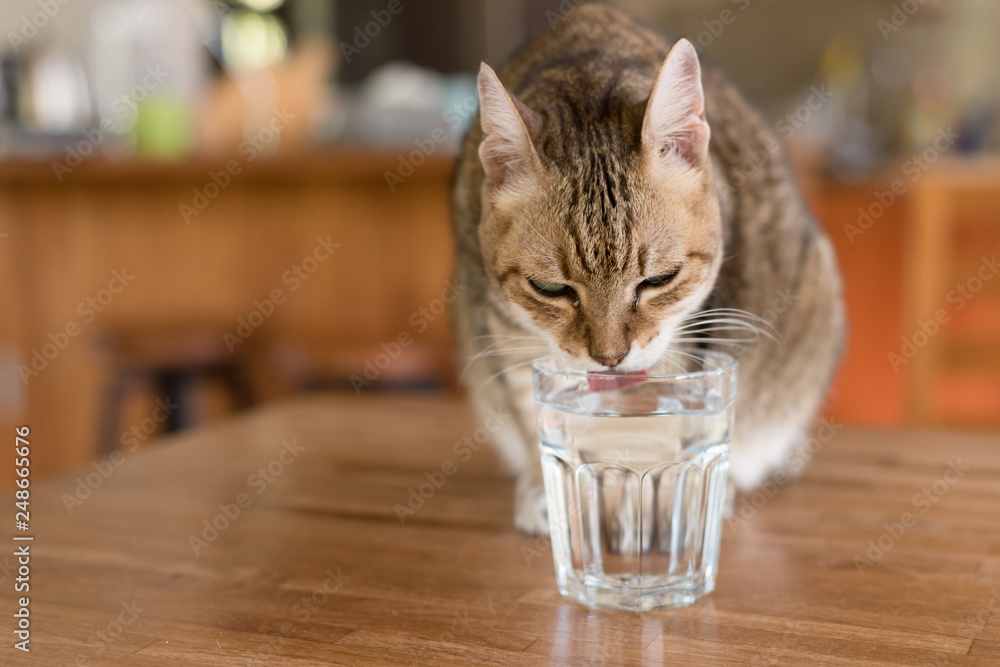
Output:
[{"xmin": 532, "ymin": 349, "xmax": 738, "ymax": 381}]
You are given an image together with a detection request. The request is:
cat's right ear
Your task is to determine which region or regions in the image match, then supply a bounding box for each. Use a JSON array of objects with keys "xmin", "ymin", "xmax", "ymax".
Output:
[{"xmin": 477, "ymin": 63, "xmax": 542, "ymax": 189}]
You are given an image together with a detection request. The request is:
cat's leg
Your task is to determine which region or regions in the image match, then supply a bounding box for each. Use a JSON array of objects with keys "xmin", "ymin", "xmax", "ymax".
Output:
[
  {"xmin": 515, "ymin": 471, "xmax": 549, "ymax": 535},
  {"xmin": 458, "ymin": 313, "xmax": 550, "ymax": 534},
  {"xmin": 728, "ymin": 421, "xmax": 809, "ymax": 491},
  {"xmin": 484, "ymin": 411, "xmax": 547, "ymax": 535},
  {"xmin": 471, "ymin": 358, "xmax": 548, "ymax": 535},
  {"xmin": 474, "ymin": 388, "xmax": 549, "ymax": 534},
  {"xmin": 503, "ymin": 362, "xmax": 549, "ymax": 535}
]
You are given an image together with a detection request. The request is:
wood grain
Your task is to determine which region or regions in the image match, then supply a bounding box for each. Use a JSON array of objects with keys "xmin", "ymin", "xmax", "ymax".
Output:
[{"xmin": 2, "ymin": 394, "xmax": 999, "ymax": 665}]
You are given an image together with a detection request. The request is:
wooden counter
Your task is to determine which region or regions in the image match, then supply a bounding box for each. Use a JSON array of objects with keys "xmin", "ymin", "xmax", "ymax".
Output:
[
  {"xmin": 2, "ymin": 394, "xmax": 999, "ymax": 665},
  {"xmin": 0, "ymin": 151, "xmax": 458, "ymax": 483}
]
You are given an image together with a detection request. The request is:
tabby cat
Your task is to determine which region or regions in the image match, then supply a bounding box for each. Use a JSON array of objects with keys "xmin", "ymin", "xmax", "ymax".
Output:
[{"xmin": 452, "ymin": 3, "xmax": 845, "ymax": 534}]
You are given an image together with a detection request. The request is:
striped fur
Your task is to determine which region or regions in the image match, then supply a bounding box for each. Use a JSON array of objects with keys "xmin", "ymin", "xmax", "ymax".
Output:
[{"xmin": 452, "ymin": 3, "xmax": 846, "ymax": 534}]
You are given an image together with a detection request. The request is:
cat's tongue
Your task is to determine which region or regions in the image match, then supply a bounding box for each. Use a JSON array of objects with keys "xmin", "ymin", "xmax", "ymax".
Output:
[{"xmin": 587, "ymin": 369, "xmax": 649, "ymax": 392}]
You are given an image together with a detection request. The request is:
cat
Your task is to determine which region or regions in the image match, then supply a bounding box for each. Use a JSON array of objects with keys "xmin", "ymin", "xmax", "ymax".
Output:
[{"xmin": 452, "ymin": 3, "xmax": 845, "ymax": 534}]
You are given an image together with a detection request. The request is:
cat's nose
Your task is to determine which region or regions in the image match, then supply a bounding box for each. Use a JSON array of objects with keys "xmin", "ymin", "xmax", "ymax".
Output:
[{"xmin": 591, "ymin": 353, "xmax": 625, "ymax": 368}]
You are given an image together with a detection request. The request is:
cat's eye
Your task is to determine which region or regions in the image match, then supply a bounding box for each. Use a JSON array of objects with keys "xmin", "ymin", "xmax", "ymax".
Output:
[
  {"xmin": 639, "ymin": 270, "xmax": 680, "ymax": 290},
  {"xmin": 633, "ymin": 270, "xmax": 679, "ymax": 311},
  {"xmin": 529, "ymin": 279, "xmax": 570, "ymax": 296}
]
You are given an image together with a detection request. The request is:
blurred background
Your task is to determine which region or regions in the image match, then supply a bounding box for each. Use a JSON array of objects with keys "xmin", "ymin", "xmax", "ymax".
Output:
[{"xmin": 1, "ymin": 0, "xmax": 998, "ymax": 485}]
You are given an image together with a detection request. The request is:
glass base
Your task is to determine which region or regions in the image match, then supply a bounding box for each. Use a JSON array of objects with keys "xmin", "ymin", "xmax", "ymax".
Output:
[{"xmin": 557, "ymin": 574, "xmax": 716, "ymax": 612}]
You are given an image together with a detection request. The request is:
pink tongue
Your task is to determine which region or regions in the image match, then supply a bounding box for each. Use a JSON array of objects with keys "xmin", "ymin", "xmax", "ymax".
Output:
[{"xmin": 587, "ymin": 369, "xmax": 649, "ymax": 392}]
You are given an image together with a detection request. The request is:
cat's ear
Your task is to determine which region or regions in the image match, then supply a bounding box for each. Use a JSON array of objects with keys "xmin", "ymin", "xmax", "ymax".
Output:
[
  {"xmin": 477, "ymin": 63, "xmax": 542, "ymax": 189},
  {"xmin": 641, "ymin": 39, "xmax": 710, "ymax": 168}
]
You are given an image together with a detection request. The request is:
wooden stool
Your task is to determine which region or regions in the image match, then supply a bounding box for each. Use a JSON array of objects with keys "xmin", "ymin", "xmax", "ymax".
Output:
[{"xmin": 97, "ymin": 327, "xmax": 255, "ymax": 453}]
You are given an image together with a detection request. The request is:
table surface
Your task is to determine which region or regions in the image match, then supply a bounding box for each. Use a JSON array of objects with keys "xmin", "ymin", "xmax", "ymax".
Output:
[{"xmin": 4, "ymin": 394, "xmax": 1000, "ymax": 666}]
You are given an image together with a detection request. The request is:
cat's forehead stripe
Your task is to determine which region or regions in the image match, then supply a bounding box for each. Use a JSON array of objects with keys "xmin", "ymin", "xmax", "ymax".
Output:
[{"xmin": 562, "ymin": 140, "xmax": 636, "ymax": 275}]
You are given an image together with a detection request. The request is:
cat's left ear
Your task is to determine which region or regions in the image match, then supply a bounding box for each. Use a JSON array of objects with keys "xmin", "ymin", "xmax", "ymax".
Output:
[
  {"xmin": 477, "ymin": 63, "xmax": 543, "ymax": 189},
  {"xmin": 642, "ymin": 39, "xmax": 710, "ymax": 168}
]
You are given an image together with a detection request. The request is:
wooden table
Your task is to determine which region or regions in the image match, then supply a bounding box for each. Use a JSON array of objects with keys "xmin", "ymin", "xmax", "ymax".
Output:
[{"xmin": 3, "ymin": 395, "xmax": 1000, "ymax": 665}]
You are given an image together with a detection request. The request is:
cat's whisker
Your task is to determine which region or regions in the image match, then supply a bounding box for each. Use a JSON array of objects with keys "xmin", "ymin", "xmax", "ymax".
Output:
[
  {"xmin": 679, "ymin": 315, "xmax": 768, "ymax": 333},
  {"xmin": 664, "ymin": 347, "xmax": 705, "ymax": 363},
  {"xmin": 659, "ymin": 343, "xmax": 728, "ymax": 372},
  {"xmin": 673, "ymin": 331, "xmax": 760, "ymax": 342},
  {"xmin": 673, "ymin": 324, "xmax": 768, "ymax": 343},
  {"xmin": 671, "ymin": 337, "xmax": 759, "ymax": 346},
  {"xmin": 677, "ymin": 311, "xmax": 766, "ymax": 323},
  {"xmin": 683, "ymin": 307, "xmax": 772, "ymax": 323},
  {"xmin": 685, "ymin": 308, "xmax": 781, "ymax": 335},
  {"xmin": 470, "ymin": 334, "xmax": 546, "ymax": 344},
  {"xmin": 674, "ymin": 318, "xmax": 765, "ymax": 333},
  {"xmin": 656, "ymin": 353, "xmax": 690, "ymax": 373},
  {"xmin": 675, "ymin": 312, "xmax": 780, "ymax": 343},
  {"xmin": 467, "ymin": 346, "xmax": 549, "ymax": 361},
  {"xmin": 524, "ymin": 219, "xmax": 562, "ymax": 256},
  {"xmin": 470, "ymin": 340, "xmax": 508, "ymax": 356},
  {"xmin": 476, "ymin": 356, "xmax": 545, "ymax": 391},
  {"xmin": 465, "ymin": 342, "xmax": 547, "ymax": 361},
  {"xmin": 474, "ymin": 334, "xmax": 547, "ymax": 348},
  {"xmin": 668, "ymin": 346, "xmax": 705, "ymax": 359},
  {"xmin": 672, "ymin": 326, "xmax": 762, "ymax": 337},
  {"xmin": 460, "ymin": 344, "xmax": 549, "ymax": 379},
  {"xmin": 463, "ymin": 350, "xmax": 548, "ymax": 373},
  {"xmin": 676, "ymin": 320, "xmax": 756, "ymax": 335},
  {"xmin": 471, "ymin": 333, "xmax": 542, "ymax": 339}
]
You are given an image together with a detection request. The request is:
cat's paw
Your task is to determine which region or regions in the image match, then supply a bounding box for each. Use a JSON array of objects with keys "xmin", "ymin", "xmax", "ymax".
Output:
[{"xmin": 514, "ymin": 477, "xmax": 550, "ymax": 535}]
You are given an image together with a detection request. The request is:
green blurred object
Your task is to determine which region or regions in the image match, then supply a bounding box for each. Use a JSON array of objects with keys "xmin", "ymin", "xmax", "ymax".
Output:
[{"xmin": 135, "ymin": 95, "xmax": 193, "ymax": 160}]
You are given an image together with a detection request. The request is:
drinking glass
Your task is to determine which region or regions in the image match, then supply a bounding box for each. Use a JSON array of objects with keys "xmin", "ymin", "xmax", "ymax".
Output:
[{"xmin": 533, "ymin": 350, "xmax": 737, "ymax": 611}]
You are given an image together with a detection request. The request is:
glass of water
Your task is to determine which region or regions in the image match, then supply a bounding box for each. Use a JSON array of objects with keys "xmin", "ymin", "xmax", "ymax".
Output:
[{"xmin": 532, "ymin": 350, "xmax": 737, "ymax": 611}]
